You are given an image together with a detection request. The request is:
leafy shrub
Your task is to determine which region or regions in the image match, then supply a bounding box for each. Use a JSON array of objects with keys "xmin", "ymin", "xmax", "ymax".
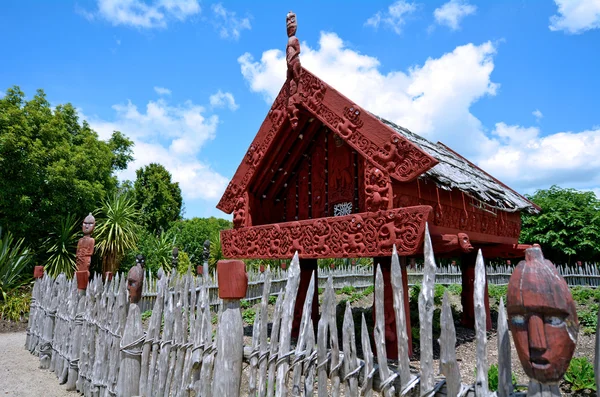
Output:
[
  {"xmin": 578, "ymin": 304, "xmax": 598, "ymax": 334},
  {"xmin": 242, "ymin": 308, "xmax": 256, "ymax": 325},
  {"xmin": 362, "ymin": 285, "xmax": 375, "ymax": 295},
  {"xmin": 240, "ymin": 299, "xmax": 252, "ymax": 310},
  {"xmin": 43, "ymin": 213, "xmax": 79, "ymax": 278},
  {"xmin": 474, "ymin": 364, "xmax": 517, "ymax": 392},
  {"xmin": 0, "ymin": 289, "xmax": 31, "ymax": 322},
  {"xmin": 268, "ymin": 295, "xmax": 277, "ymax": 305},
  {"xmin": 339, "ymin": 286, "xmax": 356, "ymax": 295},
  {"xmin": 571, "ymin": 286, "xmax": 595, "ymax": 304},
  {"xmin": 446, "ymin": 284, "xmax": 462, "ymax": 296},
  {"xmin": 564, "ymin": 357, "xmax": 596, "ymax": 392},
  {"xmin": 488, "ymin": 285, "xmax": 508, "ymax": 302},
  {"xmin": 434, "ymin": 284, "xmax": 446, "ymax": 305},
  {"xmin": 0, "ymin": 227, "xmax": 33, "ymax": 300},
  {"xmin": 141, "ymin": 310, "xmax": 153, "ymax": 321}
]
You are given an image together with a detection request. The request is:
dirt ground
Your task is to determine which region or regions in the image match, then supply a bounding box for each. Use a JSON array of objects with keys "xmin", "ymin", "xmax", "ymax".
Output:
[{"xmin": 0, "ymin": 331, "xmax": 77, "ymax": 397}]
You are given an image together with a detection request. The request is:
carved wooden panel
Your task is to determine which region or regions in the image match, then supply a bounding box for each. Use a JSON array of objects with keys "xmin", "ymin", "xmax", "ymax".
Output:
[
  {"xmin": 328, "ymin": 134, "xmax": 355, "ymax": 213},
  {"xmin": 297, "ymin": 160, "xmax": 310, "ymax": 220},
  {"xmin": 220, "ymin": 206, "xmax": 433, "ymax": 259},
  {"xmin": 217, "ymin": 68, "xmax": 437, "ymax": 214},
  {"xmin": 311, "ymin": 133, "xmax": 327, "ymax": 219}
]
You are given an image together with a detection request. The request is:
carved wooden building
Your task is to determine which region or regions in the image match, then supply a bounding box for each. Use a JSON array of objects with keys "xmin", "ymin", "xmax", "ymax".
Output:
[{"xmin": 217, "ymin": 12, "xmax": 539, "ymax": 358}]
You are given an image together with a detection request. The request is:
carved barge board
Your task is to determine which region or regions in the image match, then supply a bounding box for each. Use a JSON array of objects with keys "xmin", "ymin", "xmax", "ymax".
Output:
[
  {"xmin": 217, "ymin": 67, "xmax": 437, "ymax": 214},
  {"xmin": 221, "ymin": 206, "xmax": 432, "ymax": 259}
]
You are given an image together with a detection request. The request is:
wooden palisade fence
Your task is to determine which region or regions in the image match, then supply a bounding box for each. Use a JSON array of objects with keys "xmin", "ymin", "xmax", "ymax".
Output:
[{"xmin": 25, "ymin": 223, "xmax": 594, "ymax": 396}]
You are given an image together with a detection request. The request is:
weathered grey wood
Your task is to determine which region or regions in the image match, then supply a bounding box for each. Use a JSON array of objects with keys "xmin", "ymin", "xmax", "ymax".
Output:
[
  {"xmin": 25, "ymin": 278, "xmax": 39, "ymax": 350},
  {"xmin": 375, "ymin": 264, "xmax": 396, "ymax": 397},
  {"xmin": 327, "ymin": 275, "xmax": 342, "ymax": 397},
  {"xmin": 292, "ymin": 272, "xmax": 316, "ymax": 396},
  {"xmin": 189, "ymin": 272, "xmax": 206, "ymax": 395},
  {"xmin": 249, "ymin": 306, "xmax": 261, "ymax": 396},
  {"xmin": 527, "ymin": 381, "xmax": 560, "ymax": 397},
  {"xmin": 474, "ymin": 249, "xmax": 490, "ymax": 397},
  {"xmin": 91, "ymin": 277, "xmax": 110, "ymax": 396},
  {"xmin": 108, "ymin": 275, "xmax": 128, "ymax": 396},
  {"xmin": 267, "ymin": 294, "xmax": 284, "ymax": 397},
  {"xmin": 198, "ymin": 297, "xmax": 216, "ymax": 397},
  {"xmin": 171, "ymin": 273, "xmax": 191, "ymax": 397},
  {"xmin": 316, "ymin": 277, "xmax": 333, "ymax": 397},
  {"xmin": 180, "ymin": 274, "xmax": 198, "ymax": 396},
  {"xmin": 165, "ymin": 277, "xmax": 184, "ymax": 394},
  {"xmin": 66, "ymin": 289, "xmax": 86, "ymax": 391},
  {"xmin": 390, "ymin": 244, "xmax": 413, "ymax": 390},
  {"xmin": 116, "ymin": 302, "xmax": 144, "ymax": 397},
  {"xmin": 276, "ymin": 251, "xmax": 301, "ymax": 397},
  {"xmin": 303, "ymin": 319, "xmax": 316, "ymax": 397},
  {"xmin": 258, "ymin": 269, "xmax": 273, "ymax": 397},
  {"xmin": 211, "ymin": 298, "xmax": 244, "ymax": 395},
  {"xmin": 142, "ymin": 270, "xmax": 167, "ymax": 397},
  {"xmin": 440, "ymin": 291, "xmax": 461, "ymax": 397},
  {"xmin": 420, "ymin": 222, "xmax": 436, "ymax": 396},
  {"xmin": 40, "ymin": 275, "xmax": 60, "ymax": 369},
  {"xmin": 360, "ymin": 314, "xmax": 374, "ymax": 397},
  {"xmin": 156, "ymin": 285, "xmax": 176, "ymax": 396},
  {"xmin": 497, "ymin": 297, "xmax": 513, "ymax": 397},
  {"xmin": 342, "ymin": 302, "xmax": 359, "ymax": 397}
]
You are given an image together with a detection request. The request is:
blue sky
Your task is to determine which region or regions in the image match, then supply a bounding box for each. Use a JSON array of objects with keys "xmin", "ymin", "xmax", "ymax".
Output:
[{"xmin": 1, "ymin": 0, "xmax": 599, "ymax": 220}]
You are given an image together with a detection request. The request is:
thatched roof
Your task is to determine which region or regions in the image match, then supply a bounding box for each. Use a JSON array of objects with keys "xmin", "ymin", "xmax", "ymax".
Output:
[{"xmin": 376, "ymin": 116, "xmax": 540, "ymax": 214}]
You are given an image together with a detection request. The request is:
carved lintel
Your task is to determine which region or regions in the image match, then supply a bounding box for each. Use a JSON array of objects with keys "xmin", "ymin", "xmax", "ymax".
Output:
[{"xmin": 221, "ymin": 205, "xmax": 432, "ymax": 259}]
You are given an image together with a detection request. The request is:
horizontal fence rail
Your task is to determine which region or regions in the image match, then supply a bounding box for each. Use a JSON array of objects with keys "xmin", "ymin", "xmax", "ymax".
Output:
[{"xmin": 137, "ymin": 262, "xmax": 600, "ymax": 312}]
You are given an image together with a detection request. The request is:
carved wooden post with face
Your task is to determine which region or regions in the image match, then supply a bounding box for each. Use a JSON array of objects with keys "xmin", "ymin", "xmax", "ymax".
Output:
[
  {"xmin": 212, "ymin": 259, "xmax": 248, "ymax": 395},
  {"xmin": 507, "ymin": 245, "xmax": 579, "ymax": 396},
  {"xmin": 116, "ymin": 259, "xmax": 144, "ymax": 397},
  {"xmin": 75, "ymin": 213, "xmax": 95, "ymax": 291}
]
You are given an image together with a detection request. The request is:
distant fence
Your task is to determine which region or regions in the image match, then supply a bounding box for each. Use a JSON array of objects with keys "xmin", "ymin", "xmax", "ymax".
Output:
[{"xmin": 137, "ymin": 262, "xmax": 600, "ymax": 312}]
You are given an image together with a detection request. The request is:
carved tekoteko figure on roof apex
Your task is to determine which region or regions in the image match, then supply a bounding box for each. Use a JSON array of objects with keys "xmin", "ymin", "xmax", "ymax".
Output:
[
  {"xmin": 507, "ymin": 244, "xmax": 579, "ymax": 389},
  {"xmin": 286, "ymin": 11, "xmax": 302, "ymax": 129}
]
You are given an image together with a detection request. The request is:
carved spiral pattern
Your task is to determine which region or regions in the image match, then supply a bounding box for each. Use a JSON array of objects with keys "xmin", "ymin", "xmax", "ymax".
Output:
[{"xmin": 221, "ymin": 206, "xmax": 432, "ymax": 259}]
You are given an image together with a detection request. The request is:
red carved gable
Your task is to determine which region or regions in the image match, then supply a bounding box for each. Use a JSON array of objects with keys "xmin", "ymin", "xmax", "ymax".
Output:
[{"xmin": 216, "ymin": 67, "xmax": 438, "ymax": 214}]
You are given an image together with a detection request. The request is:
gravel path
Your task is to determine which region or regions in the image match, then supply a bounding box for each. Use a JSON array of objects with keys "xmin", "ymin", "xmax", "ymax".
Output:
[{"xmin": 0, "ymin": 332, "xmax": 77, "ymax": 397}]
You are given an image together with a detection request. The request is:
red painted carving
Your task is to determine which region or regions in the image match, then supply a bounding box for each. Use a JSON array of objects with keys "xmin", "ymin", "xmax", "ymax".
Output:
[
  {"xmin": 33, "ymin": 266, "xmax": 44, "ymax": 279},
  {"xmin": 76, "ymin": 213, "xmax": 96, "ymax": 274},
  {"xmin": 311, "ymin": 135, "xmax": 327, "ymax": 218},
  {"xmin": 233, "ymin": 192, "xmax": 249, "ymax": 229},
  {"xmin": 220, "ymin": 206, "xmax": 432, "ymax": 259},
  {"xmin": 507, "ymin": 245, "xmax": 579, "ymax": 384},
  {"xmin": 372, "ymin": 135, "xmax": 436, "ymax": 182},
  {"xmin": 336, "ymin": 104, "xmax": 364, "ymax": 139},
  {"xmin": 458, "ymin": 232, "xmax": 473, "ymax": 252},
  {"xmin": 286, "ymin": 11, "xmax": 302, "ymax": 129},
  {"xmin": 328, "ymin": 135, "xmax": 354, "ymax": 208},
  {"xmin": 245, "ymin": 145, "xmax": 264, "ymax": 168},
  {"xmin": 76, "ymin": 271, "xmax": 89, "ymax": 290},
  {"xmin": 364, "ymin": 162, "xmax": 392, "ymax": 212}
]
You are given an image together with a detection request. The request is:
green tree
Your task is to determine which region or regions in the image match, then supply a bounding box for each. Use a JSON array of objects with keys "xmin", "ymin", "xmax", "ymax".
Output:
[
  {"xmin": 133, "ymin": 163, "xmax": 183, "ymax": 234},
  {"xmin": 95, "ymin": 192, "xmax": 141, "ymax": 274},
  {"xmin": 42, "ymin": 213, "xmax": 79, "ymax": 278},
  {"xmin": 167, "ymin": 217, "xmax": 231, "ymax": 265},
  {"xmin": 0, "ymin": 86, "xmax": 133, "ymax": 252},
  {"xmin": 520, "ymin": 185, "xmax": 600, "ymax": 263}
]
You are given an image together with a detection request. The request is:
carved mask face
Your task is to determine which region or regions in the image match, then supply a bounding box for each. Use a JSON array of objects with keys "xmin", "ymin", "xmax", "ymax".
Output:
[
  {"xmin": 82, "ymin": 213, "xmax": 96, "ymax": 236},
  {"xmin": 507, "ymin": 246, "xmax": 579, "ymax": 383},
  {"xmin": 127, "ymin": 264, "xmax": 144, "ymax": 304},
  {"xmin": 457, "ymin": 233, "xmax": 473, "ymax": 252},
  {"xmin": 286, "ymin": 11, "xmax": 297, "ymax": 36}
]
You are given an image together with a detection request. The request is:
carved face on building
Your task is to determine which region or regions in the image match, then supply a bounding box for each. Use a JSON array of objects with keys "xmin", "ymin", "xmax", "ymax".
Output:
[
  {"xmin": 506, "ymin": 246, "xmax": 579, "ymax": 383},
  {"xmin": 82, "ymin": 213, "xmax": 96, "ymax": 236},
  {"xmin": 127, "ymin": 263, "xmax": 144, "ymax": 304},
  {"xmin": 457, "ymin": 233, "xmax": 473, "ymax": 252},
  {"xmin": 286, "ymin": 11, "xmax": 297, "ymax": 37}
]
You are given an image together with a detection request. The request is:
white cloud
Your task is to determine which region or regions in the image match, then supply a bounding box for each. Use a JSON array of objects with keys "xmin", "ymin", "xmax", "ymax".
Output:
[
  {"xmin": 82, "ymin": 95, "xmax": 228, "ymax": 201},
  {"xmin": 434, "ymin": 0, "xmax": 477, "ymax": 30},
  {"xmin": 533, "ymin": 109, "xmax": 543, "ymax": 120},
  {"xmin": 365, "ymin": 0, "xmax": 418, "ymax": 34},
  {"xmin": 81, "ymin": 0, "xmax": 200, "ymax": 29},
  {"xmin": 154, "ymin": 86, "xmax": 172, "ymax": 95},
  {"xmin": 238, "ymin": 30, "xmax": 600, "ymax": 197},
  {"xmin": 211, "ymin": 3, "xmax": 251, "ymax": 40},
  {"xmin": 481, "ymin": 125, "xmax": 600, "ymax": 192},
  {"xmin": 209, "ymin": 90, "xmax": 239, "ymax": 111},
  {"xmin": 550, "ymin": 0, "xmax": 600, "ymax": 34}
]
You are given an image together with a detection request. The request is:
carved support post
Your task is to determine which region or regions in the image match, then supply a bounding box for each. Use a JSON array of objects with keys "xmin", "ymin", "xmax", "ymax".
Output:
[
  {"xmin": 292, "ymin": 258, "xmax": 319, "ymax": 338},
  {"xmin": 76, "ymin": 271, "xmax": 89, "ymax": 292},
  {"xmin": 372, "ymin": 256, "xmax": 413, "ymax": 359},
  {"xmin": 460, "ymin": 252, "xmax": 491, "ymax": 330},
  {"xmin": 212, "ymin": 260, "xmax": 247, "ymax": 395}
]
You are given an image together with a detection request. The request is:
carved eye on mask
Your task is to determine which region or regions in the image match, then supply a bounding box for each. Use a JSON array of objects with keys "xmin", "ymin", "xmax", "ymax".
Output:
[{"xmin": 511, "ymin": 315, "xmax": 526, "ymax": 327}]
